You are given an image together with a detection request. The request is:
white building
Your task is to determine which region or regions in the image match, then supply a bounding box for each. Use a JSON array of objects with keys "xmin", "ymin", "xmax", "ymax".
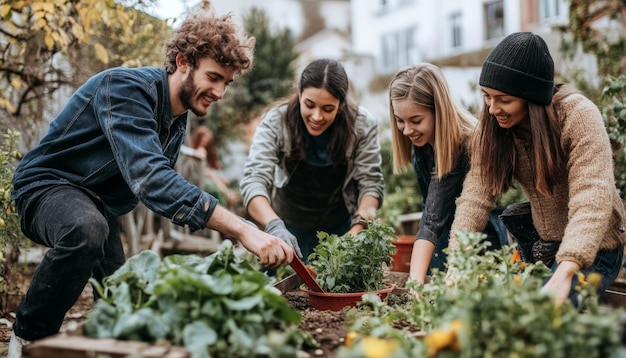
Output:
[
  {"xmin": 184, "ymin": 0, "xmax": 605, "ymax": 178},
  {"xmin": 349, "ymin": 0, "xmax": 572, "ymax": 110}
]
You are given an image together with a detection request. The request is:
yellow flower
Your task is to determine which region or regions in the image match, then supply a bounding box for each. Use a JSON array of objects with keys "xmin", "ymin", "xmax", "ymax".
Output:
[
  {"xmin": 0, "ymin": 217, "xmax": 5, "ymax": 228},
  {"xmin": 586, "ymin": 272, "xmax": 603, "ymax": 290},
  {"xmin": 361, "ymin": 336, "xmax": 398, "ymax": 358},
  {"xmin": 425, "ymin": 319, "xmax": 463, "ymax": 357},
  {"xmin": 345, "ymin": 332, "xmax": 398, "ymax": 358},
  {"xmin": 345, "ymin": 331, "xmax": 358, "ymax": 347}
]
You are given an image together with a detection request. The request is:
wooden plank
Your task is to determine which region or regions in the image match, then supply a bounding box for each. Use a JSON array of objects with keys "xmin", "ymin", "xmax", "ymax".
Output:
[
  {"xmin": 23, "ymin": 334, "xmax": 189, "ymax": 358},
  {"xmin": 600, "ymin": 288, "xmax": 626, "ymax": 309},
  {"xmin": 159, "ymin": 232, "xmax": 220, "ymax": 257}
]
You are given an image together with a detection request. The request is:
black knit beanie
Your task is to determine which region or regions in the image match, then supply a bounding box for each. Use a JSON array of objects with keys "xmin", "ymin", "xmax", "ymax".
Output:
[{"xmin": 479, "ymin": 32, "xmax": 554, "ymax": 105}]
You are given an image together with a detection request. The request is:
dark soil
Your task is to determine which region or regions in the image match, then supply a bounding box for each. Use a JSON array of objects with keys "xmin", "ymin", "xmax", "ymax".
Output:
[
  {"xmin": 284, "ymin": 271, "xmax": 410, "ymax": 357},
  {"xmin": 0, "ymin": 259, "xmax": 410, "ymax": 357}
]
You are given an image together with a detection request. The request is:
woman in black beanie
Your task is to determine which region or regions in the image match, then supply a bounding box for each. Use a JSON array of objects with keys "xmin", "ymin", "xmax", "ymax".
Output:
[{"xmin": 449, "ymin": 32, "xmax": 626, "ymax": 306}]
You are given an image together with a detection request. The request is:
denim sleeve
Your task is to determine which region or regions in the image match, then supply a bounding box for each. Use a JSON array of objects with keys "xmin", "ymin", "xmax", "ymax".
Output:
[
  {"xmin": 416, "ymin": 157, "xmax": 468, "ymax": 246},
  {"xmin": 95, "ymin": 72, "xmax": 216, "ymax": 232}
]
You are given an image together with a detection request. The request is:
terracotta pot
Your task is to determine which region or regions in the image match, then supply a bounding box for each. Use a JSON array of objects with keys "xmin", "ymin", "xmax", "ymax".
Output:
[
  {"xmin": 390, "ymin": 235, "xmax": 414, "ymax": 273},
  {"xmin": 301, "ymin": 283, "xmax": 395, "ymax": 311}
]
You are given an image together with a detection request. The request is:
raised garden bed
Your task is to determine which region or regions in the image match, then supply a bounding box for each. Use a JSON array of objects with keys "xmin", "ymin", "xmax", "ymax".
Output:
[
  {"xmin": 17, "ymin": 267, "xmax": 626, "ymax": 358},
  {"xmin": 21, "ymin": 271, "xmax": 410, "ymax": 358},
  {"xmin": 15, "ymin": 230, "xmax": 626, "ymax": 357}
]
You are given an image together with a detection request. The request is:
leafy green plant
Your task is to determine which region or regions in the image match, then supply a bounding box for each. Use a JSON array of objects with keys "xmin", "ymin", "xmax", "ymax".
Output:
[
  {"xmin": 0, "ymin": 130, "xmax": 22, "ymax": 249},
  {"xmin": 600, "ymin": 75, "xmax": 626, "ymax": 196},
  {"xmin": 338, "ymin": 231, "xmax": 626, "ymax": 357},
  {"xmin": 307, "ymin": 220, "xmax": 397, "ymax": 293},
  {"xmin": 0, "ymin": 129, "xmax": 26, "ymax": 313},
  {"xmin": 85, "ymin": 241, "xmax": 316, "ymax": 358}
]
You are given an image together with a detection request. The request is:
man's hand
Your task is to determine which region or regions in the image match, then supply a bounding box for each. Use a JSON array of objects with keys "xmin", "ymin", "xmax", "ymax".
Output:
[
  {"xmin": 265, "ymin": 218, "xmax": 303, "ymax": 258},
  {"xmin": 205, "ymin": 206, "xmax": 294, "ymax": 267}
]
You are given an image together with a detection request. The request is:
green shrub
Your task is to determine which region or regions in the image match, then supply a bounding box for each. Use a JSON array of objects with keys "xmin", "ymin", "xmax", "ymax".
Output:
[
  {"xmin": 339, "ymin": 232, "xmax": 626, "ymax": 357},
  {"xmin": 601, "ymin": 75, "xmax": 626, "ymax": 197},
  {"xmin": 0, "ymin": 129, "xmax": 25, "ymax": 312}
]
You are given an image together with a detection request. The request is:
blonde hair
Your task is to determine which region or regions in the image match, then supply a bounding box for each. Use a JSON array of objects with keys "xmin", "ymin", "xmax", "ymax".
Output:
[{"xmin": 388, "ymin": 63, "xmax": 476, "ymax": 178}]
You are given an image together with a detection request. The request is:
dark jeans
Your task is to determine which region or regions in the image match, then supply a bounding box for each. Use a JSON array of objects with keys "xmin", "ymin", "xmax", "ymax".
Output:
[
  {"xmin": 13, "ymin": 185, "xmax": 125, "ymax": 341},
  {"xmin": 500, "ymin": 202, "xmax": 624, "ymax": 306}
]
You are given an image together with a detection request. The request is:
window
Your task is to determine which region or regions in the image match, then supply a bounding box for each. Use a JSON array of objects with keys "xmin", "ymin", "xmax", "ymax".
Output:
[
  {"xmin": 381, "ymin": 26, "xmax": 418, "ymax": 71},
  {"xmin": 484, "ymin": 0, "xmax": 504, "ymax": 40},
  {"xmin": 539, "ymin": 0, "xmax": 568, "ymax": 23},
  {"xmin": 451, "ymin": 11, "xmax": 462, "ymax": 48}
]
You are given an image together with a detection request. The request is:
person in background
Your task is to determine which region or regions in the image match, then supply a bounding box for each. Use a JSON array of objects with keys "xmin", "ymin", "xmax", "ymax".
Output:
[
  {"xmin": 449, "ymin": 32, "xmax": 626, "ymax": 306},
  {"xmin": 189, "ymin": 125, "xmax": 239, "ymax": 208},
  {"xmin": 8, "ymin": 13, "xmax": 296, "ymax": 358},
  {"xmin": 240, "ymin": 58, "xmax": 385, "ymax": 260},
  {"xmin": 388, "ymin": 63, "xmax": 508, "ymax": 284}
]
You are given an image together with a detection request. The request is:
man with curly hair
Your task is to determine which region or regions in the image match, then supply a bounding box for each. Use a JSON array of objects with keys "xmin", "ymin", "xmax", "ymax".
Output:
[{"xmin": 8, "ymin": 13, "xmax": 297, "ymax": 357}]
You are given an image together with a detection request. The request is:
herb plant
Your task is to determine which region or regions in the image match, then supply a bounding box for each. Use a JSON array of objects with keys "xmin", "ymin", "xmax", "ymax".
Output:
[
  {"xmin": 85, "ymin": 241, "xmax": 316, "ymax": 358},
  {"xmin": 307, "ymin": 220, "xmax": 397, "ymax": 293},
  {"xmin": 338, "ymin": 231, "xmax": 626, "ymax": 357}
]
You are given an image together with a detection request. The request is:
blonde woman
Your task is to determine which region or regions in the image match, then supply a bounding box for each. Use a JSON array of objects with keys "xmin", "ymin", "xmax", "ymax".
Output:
[{"xmin": 389, "ymin": 63, "xmax": 507, "ymax": 284}]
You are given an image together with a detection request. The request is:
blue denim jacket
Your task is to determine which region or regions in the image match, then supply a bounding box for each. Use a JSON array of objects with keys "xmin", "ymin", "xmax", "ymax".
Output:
[{"xmin": 11, "ymin": 67, "xmax": 217, "ymax": 232}]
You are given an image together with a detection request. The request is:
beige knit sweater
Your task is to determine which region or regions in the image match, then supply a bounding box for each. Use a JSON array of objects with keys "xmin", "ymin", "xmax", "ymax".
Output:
[{"xmin": 451, "ymin": 93, "xmax": 626, "ymax": 269}]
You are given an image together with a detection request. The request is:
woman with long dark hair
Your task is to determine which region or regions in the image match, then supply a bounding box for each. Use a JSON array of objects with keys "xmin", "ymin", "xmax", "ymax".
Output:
[
  {"xmin": 450, "ymin": 32, "xmax": 626, "ymax": 306},
  {"xmin": 240, "ymin": 58, "xmax": 384, "ymax": 259}
]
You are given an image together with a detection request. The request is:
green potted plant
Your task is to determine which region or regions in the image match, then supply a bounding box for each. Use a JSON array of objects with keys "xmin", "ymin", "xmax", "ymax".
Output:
[{"xmin": 302, "ymin": 220, "xmax": 397, "ymax": 311}]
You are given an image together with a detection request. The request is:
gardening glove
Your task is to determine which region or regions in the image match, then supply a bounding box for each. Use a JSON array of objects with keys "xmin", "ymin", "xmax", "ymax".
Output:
[{"xmin": 265, "ymin": 218, "xmax": 303, "ymax": 258}]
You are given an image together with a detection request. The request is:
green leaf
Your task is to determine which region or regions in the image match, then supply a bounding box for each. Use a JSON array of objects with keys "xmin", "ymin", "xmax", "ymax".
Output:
[
  {"xmin": 223, "ymin": 295, "xmax": 263, "ymax": 311},
  {"xmin": 183, "ymin": 321, "xmax": 217, "ymax": 358},
  {"xmin": 104, "ymin": 250, "xmax": 160, "ymax": 290}
]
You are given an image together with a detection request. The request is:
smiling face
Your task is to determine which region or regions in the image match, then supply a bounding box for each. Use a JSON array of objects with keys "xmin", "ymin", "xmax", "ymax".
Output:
[
  {"xmin": 178, "ymin": 56, "xmax": 235, "ymax": 117},
  {"xmin": 392, "ymin": 99, "xmax": 435, "ymax": 147},
  {"xmin": 481, "ymin": 87, "xmax": 529, "ymax": 131},
  {"xmin": 299, "ymin": 87, "xmax": 340, "ymax": 136}
]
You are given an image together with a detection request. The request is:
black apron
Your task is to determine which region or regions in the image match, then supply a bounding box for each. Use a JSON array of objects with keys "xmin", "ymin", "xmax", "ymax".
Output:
[{"xmin": 273, "ymin": 157, "xmax": 349, "ymax": 231}]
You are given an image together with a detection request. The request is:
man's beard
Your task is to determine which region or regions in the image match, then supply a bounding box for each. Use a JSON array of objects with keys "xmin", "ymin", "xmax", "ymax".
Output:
[{"xmin": 179, "ymin": 70, "xmax": 211, "ymax": 117}]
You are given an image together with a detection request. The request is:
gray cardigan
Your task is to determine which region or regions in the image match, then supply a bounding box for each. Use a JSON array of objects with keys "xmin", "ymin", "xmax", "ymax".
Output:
[{"xmin": 239, "ymin": 104, "xmax": 384, "ymax": 216}]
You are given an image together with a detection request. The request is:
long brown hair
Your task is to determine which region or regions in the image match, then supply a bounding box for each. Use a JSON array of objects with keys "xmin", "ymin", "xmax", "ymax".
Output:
[
  {"xmin": 388, "ymin": 63, "xmax": 477, "ymax": 177},
  {"xmin": 472, "ymin": 84, "xmax": 573, "ymax": 196},
  {"xmin": 284, "ymin": 58, "xmax": 357, "ymax": 163}
]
